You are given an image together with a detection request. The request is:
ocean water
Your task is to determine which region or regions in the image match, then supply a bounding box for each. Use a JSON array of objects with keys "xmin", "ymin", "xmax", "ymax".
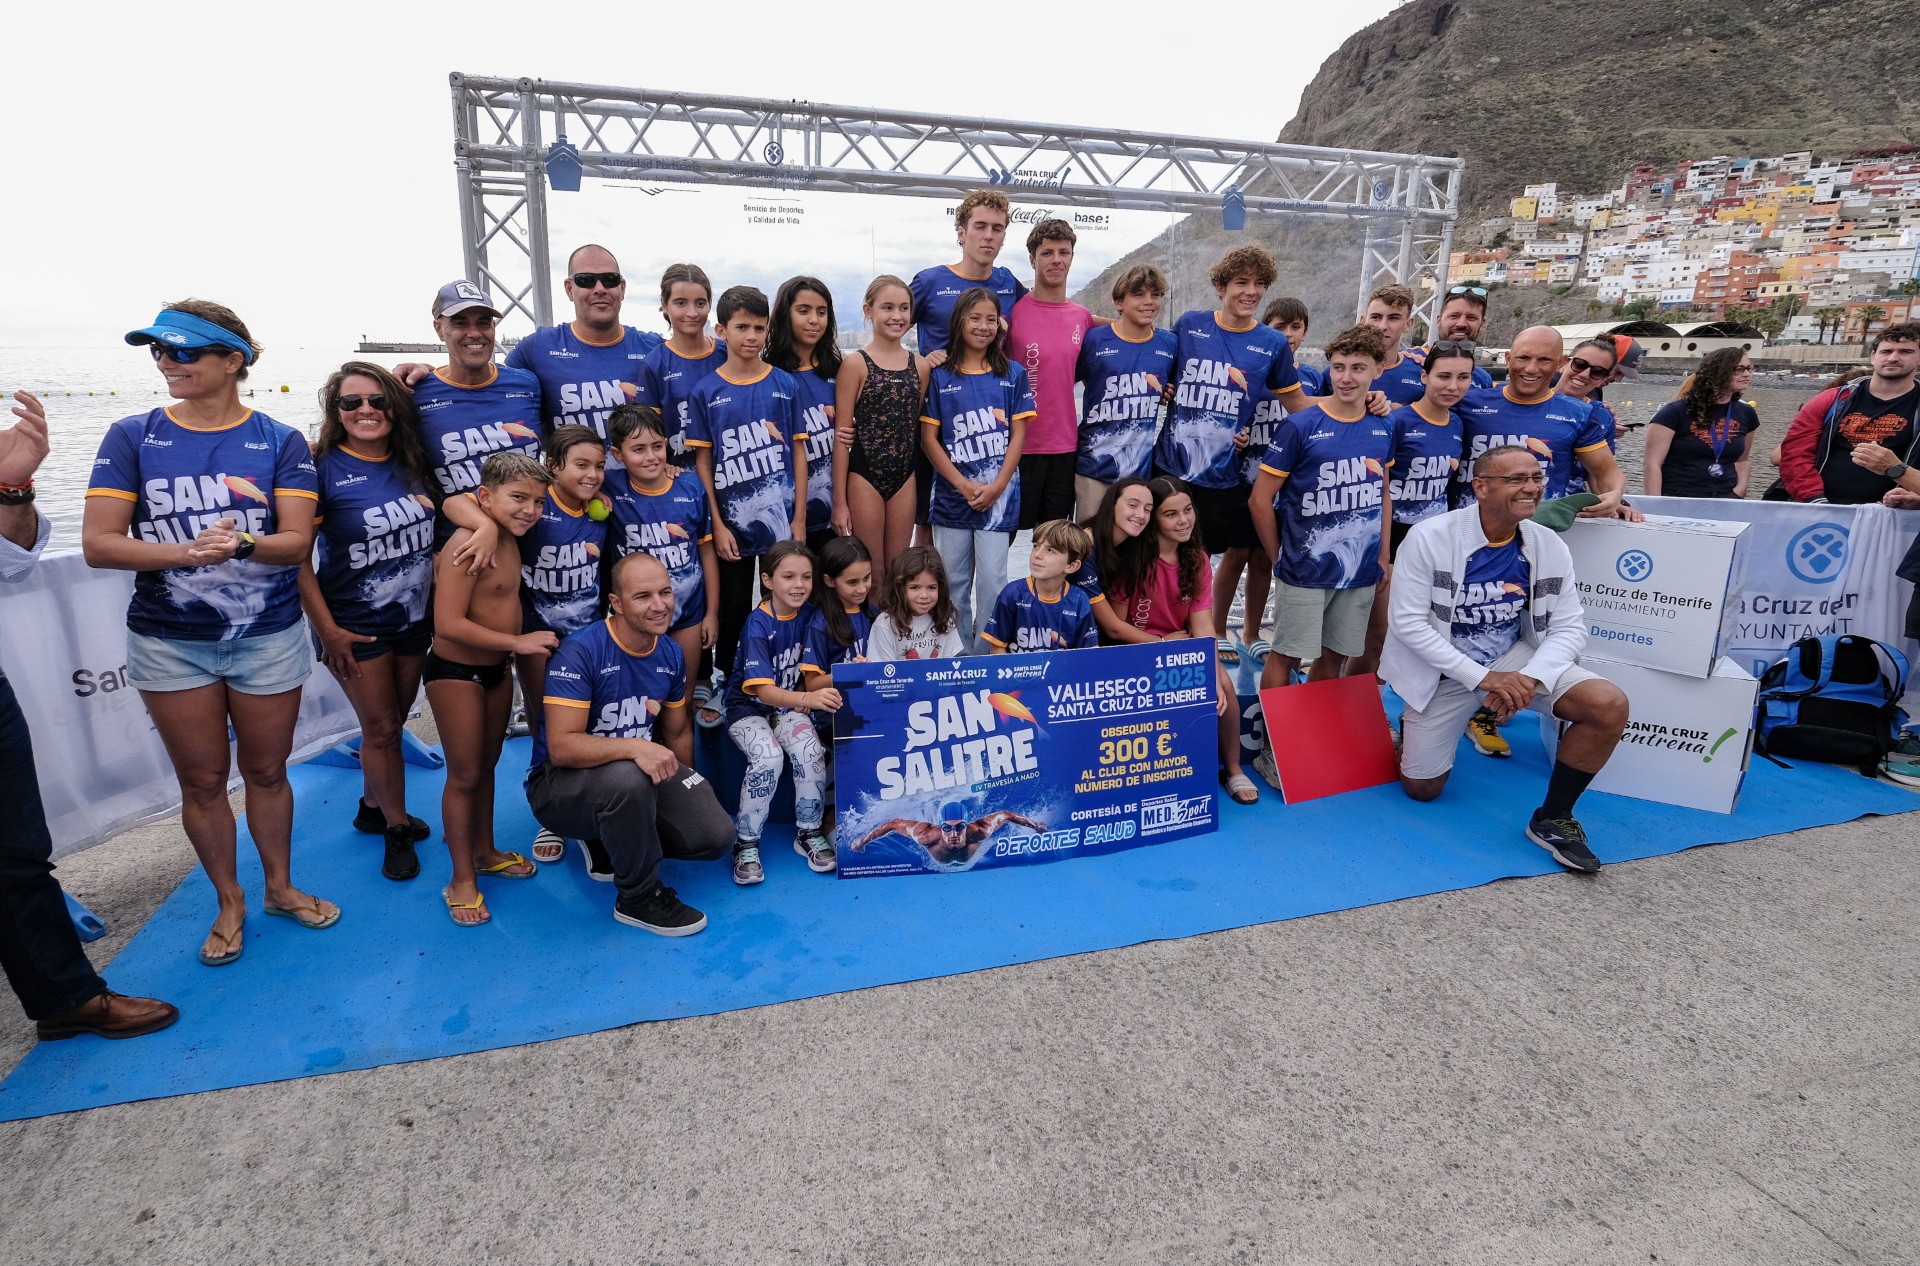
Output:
[
  {"xmin": 1, "ymin": 345, "xmax": 1831, "ymax": 554},
  {"xmin": 2, "ymin": 343, "xmax": 368, "ymax": 547}
]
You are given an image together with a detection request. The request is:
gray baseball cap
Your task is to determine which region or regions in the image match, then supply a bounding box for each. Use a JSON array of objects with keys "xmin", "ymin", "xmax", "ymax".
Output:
[{"xmin": 432, "ymin": 280, "xmax": 500, "ymax": 318}]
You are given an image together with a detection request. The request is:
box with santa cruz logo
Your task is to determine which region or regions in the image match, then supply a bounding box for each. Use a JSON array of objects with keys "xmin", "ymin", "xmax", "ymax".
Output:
[{"xmin": 1563, "ymin": 514, "xmax": 1751, "ymax": 679}]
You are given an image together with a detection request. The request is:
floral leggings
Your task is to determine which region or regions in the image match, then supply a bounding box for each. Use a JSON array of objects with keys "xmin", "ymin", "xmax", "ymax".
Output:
[{"xmin": 727, "ymin": 710, "xmax": 826, "ymax": 842}]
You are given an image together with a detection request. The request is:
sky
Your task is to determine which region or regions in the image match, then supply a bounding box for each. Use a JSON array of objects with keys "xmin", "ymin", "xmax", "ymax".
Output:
[{"xmin": 3, "ymin": 0, "xmax": 1402, "ymax": 349}]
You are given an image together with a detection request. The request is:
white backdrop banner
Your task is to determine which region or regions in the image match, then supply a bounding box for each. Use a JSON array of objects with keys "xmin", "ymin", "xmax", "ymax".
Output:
[
  {"xmin": 1633, "ymin": 497, "xmax": 1919, "ymax": 704},
  {"xmin": 1, "ymin": 552, "xmax": 361, "ymax": 859}
]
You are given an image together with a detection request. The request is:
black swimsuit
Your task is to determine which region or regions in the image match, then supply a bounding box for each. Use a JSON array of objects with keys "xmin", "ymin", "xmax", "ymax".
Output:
[{"xmin": 847, "ymin": 349, "xmax": 920, "ymax": 501}]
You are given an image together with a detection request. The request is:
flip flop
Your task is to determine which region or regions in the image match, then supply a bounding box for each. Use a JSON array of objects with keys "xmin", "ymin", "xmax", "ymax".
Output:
[
  {"xmin": 198, "ymin": 923, "xmax": 245, "ymax": 967},
  {"xmin": 694, "ymin": 681, "xmax": 724, "ymax": 730},
  {"xmin": 530, "ymin": 828, "xmax": 566, "ymax": 864},
  {"xmin": 476, "ymin": 851, "xmax": 536, "ymax": 879},
  {"xmin": 1220, "ymin": 771, "xmax": 1261, "ymax": 805},
  {"xmin": 442, "ymin": 886, "xmax": 490, "ymax": 927},
  {"xmin": 1244, "ymin": 638, "xmax": 1272, "ymax": 665},
  {"xmin": 262, "ymin": 898, "xmax": 341, "ymax": 930},
  {"xmin": 1216, "ymin": 637, "xmax": 1240, "ymax": 666}
]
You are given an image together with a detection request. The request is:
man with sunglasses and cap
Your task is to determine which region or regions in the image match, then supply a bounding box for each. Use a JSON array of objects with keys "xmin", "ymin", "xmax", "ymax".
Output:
[
  {"xmin": 505, "ymin": 244, "xmax": 664, "ymax": 442},
  {"xmin": 1, "ymin": 390, "xmax": 180, "ymax": 1040},
  {"xmin": 1406, "ymin": 285, "xmax": 1496, "ymax": 389},
  {"xmin": 1382, "ymin": 444, "xmax": 1628, "ymax": 874}
]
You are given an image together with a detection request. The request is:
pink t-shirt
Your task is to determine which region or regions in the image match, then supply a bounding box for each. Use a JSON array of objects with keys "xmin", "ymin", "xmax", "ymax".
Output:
[
  {"xmin": 1109, "ymin": 554, "xmax": 1214, "ymax": 638},
  {"xmin": 1006, "ymin": 295, "xmax": 1095, "ymax": 454}
]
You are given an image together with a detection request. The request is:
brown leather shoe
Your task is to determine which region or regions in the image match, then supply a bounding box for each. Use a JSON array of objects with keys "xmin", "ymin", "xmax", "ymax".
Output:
[{"xmin": 35, "ymin": 990, "xmax": 180, "ymax": 1041}]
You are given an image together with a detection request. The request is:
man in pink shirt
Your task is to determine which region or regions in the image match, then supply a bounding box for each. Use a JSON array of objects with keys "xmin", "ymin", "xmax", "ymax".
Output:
[{"xmin": 1006, "ymin": 219, "xmax": 1098, "ymax": 537}]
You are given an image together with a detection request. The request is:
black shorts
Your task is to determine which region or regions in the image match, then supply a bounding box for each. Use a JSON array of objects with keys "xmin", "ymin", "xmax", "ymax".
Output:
[
  {"xmin": 314, "ymin": 618, "xmax": 432, "ymax": 663},
  {"xmin": 1177, "ymin": 479, "xmax": 1257, "ymax": 553},
  {"xmin": 1017, "ymin": 452, "xmax": 1078, "ymax": 530},
  {"xmin": 422, "ymin": 651, "xmax": 509, "ymax": 689},
  {"xmin": 1389, "ymin": 518, "xmax": 1414, "ymax": 560}
]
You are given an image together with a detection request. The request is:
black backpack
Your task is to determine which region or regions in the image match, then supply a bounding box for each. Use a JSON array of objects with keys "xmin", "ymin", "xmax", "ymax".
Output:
[{"xmin": 1755, "ymin": 635, "xmax": 1910, "ymax": 771}]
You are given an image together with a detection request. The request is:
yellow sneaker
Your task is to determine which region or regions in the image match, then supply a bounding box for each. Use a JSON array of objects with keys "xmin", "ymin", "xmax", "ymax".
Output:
[{"xmin": 1467, "ymin": 708, "xmax": 1511, "ymax": 758}]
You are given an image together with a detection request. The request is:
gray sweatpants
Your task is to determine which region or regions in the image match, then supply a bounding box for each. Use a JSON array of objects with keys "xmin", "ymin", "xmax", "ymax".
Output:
[{"xmin": 526, "ymin": 759, "xmax": 734, "ymax": 901}]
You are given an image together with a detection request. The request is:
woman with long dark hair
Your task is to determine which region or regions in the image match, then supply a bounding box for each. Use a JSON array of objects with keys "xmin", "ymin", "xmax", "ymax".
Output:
[
  {"xmin": 1642, "ymin": 348, "xmax": 1759, "ymax": 498},
  {"xmin": 767, "ymin": 276, "xmax": 843, "ymax": 555},
  {"xmin": 296, "ymin": 362, "xmax": 436, "ymax": 881},
  {"xmin": 84, "ymin": 300, "xmax": 337, "ymax": 966}
]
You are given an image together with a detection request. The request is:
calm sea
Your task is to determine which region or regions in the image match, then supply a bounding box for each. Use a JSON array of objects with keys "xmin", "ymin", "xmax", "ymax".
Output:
[{"xmin": 1, "ymin": 345, "xmax": 1831, "ymax": 554}]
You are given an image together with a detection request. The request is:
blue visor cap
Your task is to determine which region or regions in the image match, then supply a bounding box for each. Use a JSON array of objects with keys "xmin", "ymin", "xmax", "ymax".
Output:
[
  {"xmin": 940, "ymin": 801, "xmax": 968, "ymax": 827},
  {"xmin": 124, "ymin": 309, "xmax": 256, "ymax": 364}
]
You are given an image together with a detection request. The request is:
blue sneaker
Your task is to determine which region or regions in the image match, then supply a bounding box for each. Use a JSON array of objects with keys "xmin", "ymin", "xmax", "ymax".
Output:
[{"xmin": 1526, "ymin": 812, "xmax": 1601, "ymax": 873}]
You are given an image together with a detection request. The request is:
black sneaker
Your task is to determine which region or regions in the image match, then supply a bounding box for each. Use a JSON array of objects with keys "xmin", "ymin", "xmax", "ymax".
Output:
[
  {"xmin": 794, "ymin": 828, "xmax": 837, "ymax": 874},
  {"xmin": 354, "ymin": 800, "xmax": 429, "ymax": 842},
  {"xmin": 381, "ymin": 824, "xmax": 420, "ymax": 882},
  {"xmin": 575, "ymin": 837, "xmax": 615, "ymax": 883},
  {"xmin": 1526, "ymin": 812, "xmax": 1602, "ymax": 873},
  {"xmin": 614, "ymin": 883, "xmax": 707, "ymax": 936}
]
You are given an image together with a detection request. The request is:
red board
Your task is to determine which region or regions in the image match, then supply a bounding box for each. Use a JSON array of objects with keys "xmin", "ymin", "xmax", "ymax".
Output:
[{"xmin": 1258, "ymin": 675, "xmax": 1401, "ymax": 804}]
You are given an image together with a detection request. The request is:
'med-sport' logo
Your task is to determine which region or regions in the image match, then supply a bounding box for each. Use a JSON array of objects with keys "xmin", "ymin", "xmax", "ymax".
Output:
[{"xmin": 1785, "ymin": 521, "xmax": 1848, "ymax": 584}]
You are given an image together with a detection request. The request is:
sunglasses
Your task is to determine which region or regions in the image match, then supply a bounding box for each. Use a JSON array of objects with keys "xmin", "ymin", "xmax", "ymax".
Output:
[
  {"xmin": 571, "ymin": 271, "xmax": 623, "ymax": 290},
  {"xmin": 338, "ymin": 394, "xmax": 391, "ymax": 413},
  {"xmin": 1565, "ymin": 356, "xmax": 1615, "ymax": 378},
  {"xmin": 1429, "ymin": 338, "xmax": 1477, "ymax": 356},
  {"xmin": 148, "ymin": 344, "xmax": 235, "ymax": 365},
  {"xmin": 1447, "ymin": 284, "xmax": 1489, "ymax": 297}
]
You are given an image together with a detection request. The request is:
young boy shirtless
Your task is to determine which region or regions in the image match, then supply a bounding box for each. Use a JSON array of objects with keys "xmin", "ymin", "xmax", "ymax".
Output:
[{"xmin": 427, "ymin": 451, "xmax": 557, "ymax": 925}]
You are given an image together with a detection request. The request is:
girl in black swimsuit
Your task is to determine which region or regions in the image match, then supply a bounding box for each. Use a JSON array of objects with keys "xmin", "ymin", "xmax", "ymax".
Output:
[{"xmin": 833, "ymin": 275, "xmax": 930, "ymax": 571}]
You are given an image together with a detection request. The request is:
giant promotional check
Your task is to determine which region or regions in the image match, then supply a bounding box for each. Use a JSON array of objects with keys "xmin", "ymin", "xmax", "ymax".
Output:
[{"xmin": 830, "ymin": 639, "xmax": 1220, "ymax": 878}]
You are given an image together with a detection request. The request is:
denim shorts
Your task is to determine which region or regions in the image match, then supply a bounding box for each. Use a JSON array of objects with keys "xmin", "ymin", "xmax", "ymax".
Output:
[{"xmin": 126, "ymin": 620, "xmax": 314, "ymax": 695}]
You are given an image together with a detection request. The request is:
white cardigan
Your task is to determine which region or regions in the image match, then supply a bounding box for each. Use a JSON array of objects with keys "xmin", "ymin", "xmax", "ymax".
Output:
[{"xmin": 1378, "ymin": 506, "xmax": 1588, "ymax": 713}]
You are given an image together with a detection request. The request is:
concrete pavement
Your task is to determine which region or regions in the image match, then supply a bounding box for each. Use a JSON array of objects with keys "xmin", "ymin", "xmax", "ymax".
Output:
[{"xmin": 1, "ymin": 803, "xmax": 1914, "ymax": 1265}]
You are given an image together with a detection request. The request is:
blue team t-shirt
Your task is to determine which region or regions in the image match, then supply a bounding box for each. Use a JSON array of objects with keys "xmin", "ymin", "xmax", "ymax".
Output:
[
  {"xmin": 980, "ymin": 578, "xmax": 1099, "ymax": 652},
  {"xmin": 1076, "ymin": 325, "xmax": 1177, "ymax": 483},
  {"xmin": 411, "ymin": 365, "xmax": 544, "ymax": 544},
  {"xmin": 505, "ymin": 321, "xmax": 662, "ymax": 440},
  {"xmin": 923, "ymin": 364, "xmax": 1036, "ymax": 532},
  {"xmin": 910, "ymin": 264, "xmax": 1026, "ymax": 357},
  {"xmin": 1295, "ymin": 363, "xmax": 1328, "ymax": 397},
  {"xmin": 1155, "ymin": 311, "xmax": 1302, "ymax": 490},
  {"xmin": 88, "ymin": 408, "xmax": 320, "ymax": 641},
  {"xmin": 1066, "ymin": 555, "xmax": 1107, "ymax": 604},
  {"xmin": 1371, "ymin": 352, "xmax": 1429, "ymax": 406},
  {"xmin": 518, "ymin": 488, "xmax": 607, "ymax": 636},
  {"xmin": 684, "ymin": 364, "xmax": 799, "ymax": 558},
  {"xmin": 602, "ymin": 465, "xmax": 712, "ymax": 630},
  {"xmin": 636, "ymin": 338, "xmax": 728, "ymax": 455},
  {"xmin": 791, "ymin": 366, "xmax": 838, "ymax": 536},
  {"xmin": 1451, "ymin": 535, "xmax": 1531, "ymax": 665},
  {"xmin": 312, "ymin": 445, "xmax": 434, "ymax": 637},
  {"xmin": 724, "ymin": 600, "xmax": 817, "ymax": 723},
  {"xmin": 533, "ymin": 619, "xmax": 687, "ymax": 770},
  {"xmin": 1385, "ymin": 402, "xmax": 1464, "ymax": 527},
  {"xmin": 1565, "ymin": 399, "xmax": 1621, "ymax": 495},
  {"xmin": 1258, "ymin": 405, "xmax": 1396, "ymax": 590},
  {"xmin": 1457, "ymin": 387, "xmax": 1609, "ymax": 500},
  {"xmin": 804, "ymin": 602, "xmax": 875, "ymax": 671}
]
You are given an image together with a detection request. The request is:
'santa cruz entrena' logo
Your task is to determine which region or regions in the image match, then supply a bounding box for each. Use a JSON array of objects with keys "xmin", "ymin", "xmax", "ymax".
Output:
[
  {"xmin": 1786, "ymin": 521, "xmax": 1849, "ymax": 584},
  {"xmin": 1615, "ymin": 549, "xmax": 1654, "ymax": 583}
]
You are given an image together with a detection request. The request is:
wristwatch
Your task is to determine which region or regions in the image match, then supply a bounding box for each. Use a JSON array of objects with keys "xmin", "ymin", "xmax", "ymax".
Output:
[
  {"xmin": 1886, "ymin": 462, "xmax": 1909, "ymax": 481},
  {"xmin": 232, "ymin": 532, "xmax": 257, "ymax": 560}
]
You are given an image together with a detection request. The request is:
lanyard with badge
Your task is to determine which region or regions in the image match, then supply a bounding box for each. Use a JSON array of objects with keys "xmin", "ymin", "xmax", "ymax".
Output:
[{"xmin": 1705, "ymin": 402, "xmax": 1737, "ymax": 479}]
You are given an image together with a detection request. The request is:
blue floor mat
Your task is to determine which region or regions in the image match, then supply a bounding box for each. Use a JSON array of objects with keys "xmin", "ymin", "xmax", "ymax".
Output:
[{"xmin": 4, "ymin": 716, "xmax": 1914, "ymax": 1121}]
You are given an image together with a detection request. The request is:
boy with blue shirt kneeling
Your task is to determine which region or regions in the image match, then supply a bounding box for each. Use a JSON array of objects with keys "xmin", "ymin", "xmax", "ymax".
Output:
[{"xmin": 980, "ymin": 519, "xmax": 1099, "ymax": 653}]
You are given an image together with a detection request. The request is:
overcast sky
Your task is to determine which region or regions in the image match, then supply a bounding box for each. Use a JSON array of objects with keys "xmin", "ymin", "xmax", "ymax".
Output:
[{"xmin": 5, "ymin": 0, "xmax": 1400, "ymax": 349}]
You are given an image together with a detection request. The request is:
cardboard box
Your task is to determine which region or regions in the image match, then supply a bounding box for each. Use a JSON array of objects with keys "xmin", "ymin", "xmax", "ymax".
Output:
[
  {"xmin": 1540, "ymin": 656, "xmax": 1757, "ymax": 814},
  {"xmin": 1564, "ymin": 514, "xmax": 1750, "ymax": 678}
]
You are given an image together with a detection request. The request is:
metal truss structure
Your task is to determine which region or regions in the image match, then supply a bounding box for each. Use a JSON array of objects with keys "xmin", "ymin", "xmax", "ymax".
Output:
[{"xmin": 451, "ymin": 74, "xmax": 1464, "ymax": 331}]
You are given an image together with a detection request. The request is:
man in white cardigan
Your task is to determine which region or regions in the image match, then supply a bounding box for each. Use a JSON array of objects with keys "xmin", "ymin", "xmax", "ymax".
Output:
[{"xmin": 1379, "ymin": 445, "xmax": 1628, "ymax": 872}]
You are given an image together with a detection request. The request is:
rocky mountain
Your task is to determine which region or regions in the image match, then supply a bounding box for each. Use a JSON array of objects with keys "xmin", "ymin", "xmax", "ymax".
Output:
[{"xmin": 1078, "ymin": 0, "xmax": 1920, "ymax": 336}]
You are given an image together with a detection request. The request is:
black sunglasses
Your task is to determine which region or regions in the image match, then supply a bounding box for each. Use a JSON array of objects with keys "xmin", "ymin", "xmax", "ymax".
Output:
[
  {"xmin": 1447, "ymin": 284, "xmax": 1489, "ymax": 297},
  {"xmin": 338, "ymin": 394, "xmax": 390, "ymax": 413},
  {"xmin": 1428, "ymin": 339, "xmax": 1477, "ymax": 356},
  {"xmin": 571, "ymin": 271, "xmax": 623, "ymax": 290},
  {"xmin": 1565, "ymin": 355, "xmax": 1615, "ymax": 378},
  {"xmin": 148, "ymin": 344, "xmax": 234, "ymax": 365}
]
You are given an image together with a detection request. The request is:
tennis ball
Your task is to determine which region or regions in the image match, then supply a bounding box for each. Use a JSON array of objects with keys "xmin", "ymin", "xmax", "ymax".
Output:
[{"xmin": 587, "ymin": 497, "xmax": 611, "ymax": 521}]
